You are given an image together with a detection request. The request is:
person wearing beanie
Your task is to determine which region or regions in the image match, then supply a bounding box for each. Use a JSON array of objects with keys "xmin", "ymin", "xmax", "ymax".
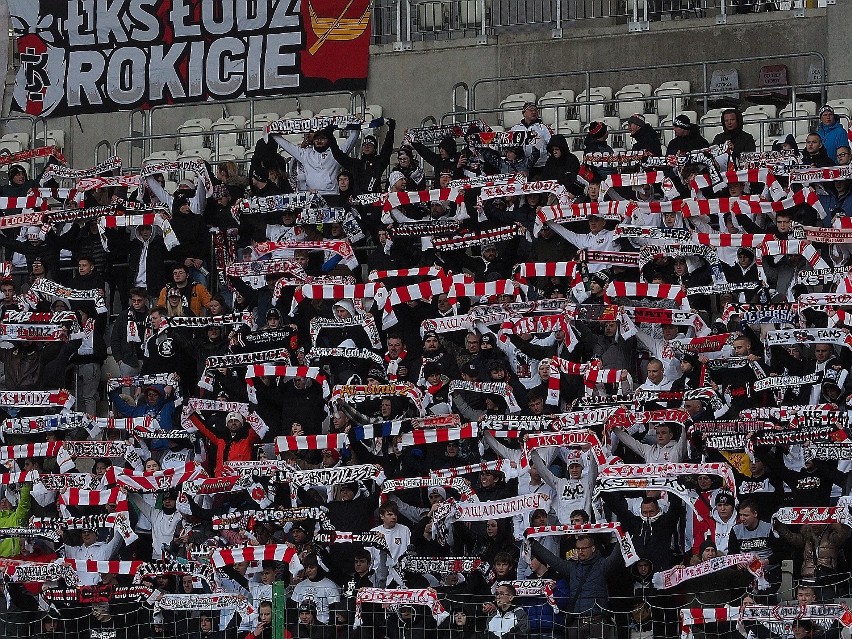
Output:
[
  {"xmin": 626, "ymin": 113, "xmax": 662, "ymax": 156},
  {"xmin": 325, "ymin": 117, "xmax": 396, "ymax": 194},
  {"xmin": 665, "ymin": 114, "xmax": 710, "ymax": 156},
  {"xmin": 387, "ymin": 170, "xmax": 407, "ymax": 192},
  {"xmin": 391, "ymin": 145, "xmax": 426, "ymax": 190},
  {"xmin": 584, "ymin": 120, "xmax": 614, "ymax": 157},
  {"xmin": 186, "ymin": 409, "xmax": 258, "ymax": 476},
  {"xmin": 510, "ymin": 102, "xmax": 551, "ymax": 175},
  {"xmin": 817, "ymin": 105, "xmax": 847, "ymax": 163},
  {"xmin": 413, "ymin": 132, "xmax": 460, "ymax": 186},
  {"xmin": 273, "ymin": 124, "xmax": 359, "ymax": 195},
  {"xmin": 670, "ymin": 350, "xmax": 703, "ymax": 390}
]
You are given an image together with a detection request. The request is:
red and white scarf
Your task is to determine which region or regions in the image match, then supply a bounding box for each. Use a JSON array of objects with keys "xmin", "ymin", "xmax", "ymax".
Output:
[
  {"xmin": 209, "ymin": 544, "xmax": 302, "ymax": 575},
  {"xmin": 547, "ymin": 357, "xmax": 624, "ymax": 405},
  {"xmin": 255, "ymin": 239, "xmax": 357, "ymax": 269},
  {"xmin": 354, "ymin": 588, "xmax": 448, "ymax": 628},
  {"xmin": 604, "ymin": 281, "xmax": 688, "ymax": 306},
  {"xmin": 274, "ymin": 433, "xmax": 348, "ymax": 454},
  {"xmin": 653, "ymin": 553, "xmax": 766, "ymax": 589},
  {"xmin": 245, "ymin": 365, "xmax": 330, "ymax": 403}
]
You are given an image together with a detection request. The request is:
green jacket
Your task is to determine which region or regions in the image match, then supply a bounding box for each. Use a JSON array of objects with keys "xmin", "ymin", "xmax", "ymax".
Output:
[{"xmin": 0, "ymin": 484, "xmax": 31, "ymax": 557}]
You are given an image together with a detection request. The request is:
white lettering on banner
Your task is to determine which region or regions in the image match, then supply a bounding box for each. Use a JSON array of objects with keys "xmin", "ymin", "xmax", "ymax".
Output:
[
  {"xmin": 8, "ymin": 1, "xmax": 316, "ymax": 117},
  {"xmin": 455, "ymin": 493, "xmax": 549, "ymax": 521}
]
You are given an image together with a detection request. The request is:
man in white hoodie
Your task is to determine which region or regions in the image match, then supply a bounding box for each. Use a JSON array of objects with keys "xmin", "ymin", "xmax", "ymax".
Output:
[{"xmin": 273, "ymin": 126, "xmax": 359, "ymax": 195}]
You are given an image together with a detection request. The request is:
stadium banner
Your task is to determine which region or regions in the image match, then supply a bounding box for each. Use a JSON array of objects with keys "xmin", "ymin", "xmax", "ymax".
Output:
[{"xmin": 9, "ymin": 0, "xmax": 370, "ymax": 117}]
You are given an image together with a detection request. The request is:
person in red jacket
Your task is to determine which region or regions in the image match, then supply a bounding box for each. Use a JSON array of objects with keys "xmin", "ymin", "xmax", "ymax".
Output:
[{"xmin": 188, "ymin": 411, "xmax": 258, "ymax": 476}]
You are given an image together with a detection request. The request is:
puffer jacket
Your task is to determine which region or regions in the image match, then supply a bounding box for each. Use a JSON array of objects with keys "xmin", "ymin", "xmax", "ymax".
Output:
[
  {"xmin": 818, "ymin": 117, "xmax": 847, "ymax": 163},
  {"xmin": 776, "ymin": 522, "xmax": 851, "ymax": 578},
  {"xmin": 188, "ymin": 413, "xmax": 259, "ymax": 476}
]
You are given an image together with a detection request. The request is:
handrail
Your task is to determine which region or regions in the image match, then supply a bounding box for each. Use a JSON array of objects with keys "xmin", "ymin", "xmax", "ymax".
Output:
[
  {"xmin": 452, "ymin": 82, "xmax": 470, "ymax": 118},
  {"xmin": 94, "ymin": 140, "xmax": 114, "ymax": 166},
  {"xmin": 444, "ymin": 77, "xmax": 849, "ymax": 130},
  {"xmin": 0, "ymin": 114, "xmax": 38, "ymax": 154},
  {"xmin": 470, "ymin": 51, "xmax": 827, "ymax": 114}
]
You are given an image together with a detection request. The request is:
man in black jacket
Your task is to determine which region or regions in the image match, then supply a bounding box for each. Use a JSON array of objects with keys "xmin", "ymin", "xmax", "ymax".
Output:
[
  {"xmin": 327, "ymin": 119, "xmax": 397, "ymax": 194},
  {"xmin": 110, "ymin": 288, "xmax": 148, "ymax": 383},
  {"xmin": 627, "ymin": 114, "xmax": 662, "ymax": 156},
  {"xmin": 665, "ymin": 115, "xmax": 710, "ymax": 156},
  {"xmin": 601, "ymin": 492, "xmax": 682, "ymax": 570},
  {"xmin": 711, "ymin": 109, "xmax": 756, "ymax": 161}
]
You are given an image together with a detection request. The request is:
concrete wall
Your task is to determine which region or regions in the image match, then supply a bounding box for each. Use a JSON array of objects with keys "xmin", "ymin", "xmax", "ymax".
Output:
[{"xmin": 9, "ymin": 7, "xmax": 838, "ymax": 167}]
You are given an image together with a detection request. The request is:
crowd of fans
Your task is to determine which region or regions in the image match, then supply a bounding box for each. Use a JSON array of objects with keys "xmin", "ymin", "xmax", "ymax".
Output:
[{"xmin": 0, "ymin": 98, "xmax": 849, "ymax": 639}]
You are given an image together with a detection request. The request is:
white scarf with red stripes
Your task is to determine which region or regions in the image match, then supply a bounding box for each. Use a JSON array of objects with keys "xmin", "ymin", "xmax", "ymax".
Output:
[
  {"xmin": 209, "ymin": 543, "xmax": 302, "ymax": 574},
  {"xmin": 287, "ymin": 282, "xmax": 383, "ymax": 309},
  {"xmin": 653, "ymin": 553, "xmax": 766, "ymax": 589},
  {"xmin": 274, "ymin": 433, "xmax": 348, "ymax": 454},
  {"xmin": 245, "ymin": 365, "xmax": 330, "ymax": 404},
  {"xmin": 535, "ymin": 201, "xmax": 630, "ymax": 234},
  {"xmin": 604, "ymin": 281, "xmax": 688, "ymax": 307},
  {"xmin": 104, "ymin": 463, "xmax": 207, "ymax": 493},
  {"xmin": 430, "ymin": 458, "xmax": 527, "ymax": 480}
]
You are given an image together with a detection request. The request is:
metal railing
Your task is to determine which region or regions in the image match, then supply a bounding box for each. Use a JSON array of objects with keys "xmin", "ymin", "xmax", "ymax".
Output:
[
  {"xmin": 453, "ymin": 52, "xmax": 826, "ymax": 117},
  {"xmin": 371, "ymin": 0, "xmax": 828, "ymax": 42},
  {"xmin": 444, "ymin": 77, "xmax": 842, "ymax": 129}
]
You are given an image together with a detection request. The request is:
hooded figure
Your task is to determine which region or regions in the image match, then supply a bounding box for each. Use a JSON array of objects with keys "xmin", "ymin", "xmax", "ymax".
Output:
[
  {"xmin": 817, "ymin": 105, "xmax": 847, "ymax": 163},
  {"xmin": 540, "ymin": 134, "xmax": 581, "ymax": 191},
  {"xmin": 771, "ymin": 133, "xmax": 800, "ymax": 156},
  {"xmin": 711, "ymin": 109, "xmax": 756, "ymax": 160},
  {"xmin": 413, "ymin": 134, "xmax": 460, "ymax": 186},
  {"xmin": 392, "ymin": 146, "xmax": 427, "ymax": 191}
]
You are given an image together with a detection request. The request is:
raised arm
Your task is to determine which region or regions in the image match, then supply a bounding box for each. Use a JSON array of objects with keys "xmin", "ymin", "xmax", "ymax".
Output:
[
  {"xmin": 612, "ymin": 427, "xmax": 649, "ymax": 461},
  {"xmin": 145, "ymin": 175, "xmax": 173, "ymax": 208},
  {"xmin": 530, "ymin": 450, "xmax": 559, "ymax": 490},
  {"xmin": 272, "ymin": 134, "xmax": 306, "ymax": 163}
]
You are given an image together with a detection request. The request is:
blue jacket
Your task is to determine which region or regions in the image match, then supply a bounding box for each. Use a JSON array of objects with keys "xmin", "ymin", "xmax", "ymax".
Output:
[
  {"xmin": 522, "ymin": 574, "xmax": 569, "ymax": 630},
  {"xmin": 530, "ymin": 539, "xmax": 623, "ymax": 615},
  {"xmin": 818, "ymin": 119, "xmax": 847, "ymax": 163},
  {"xmin": 110, "ymin": 385, "xmax": 176, "ymax": 442}
]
